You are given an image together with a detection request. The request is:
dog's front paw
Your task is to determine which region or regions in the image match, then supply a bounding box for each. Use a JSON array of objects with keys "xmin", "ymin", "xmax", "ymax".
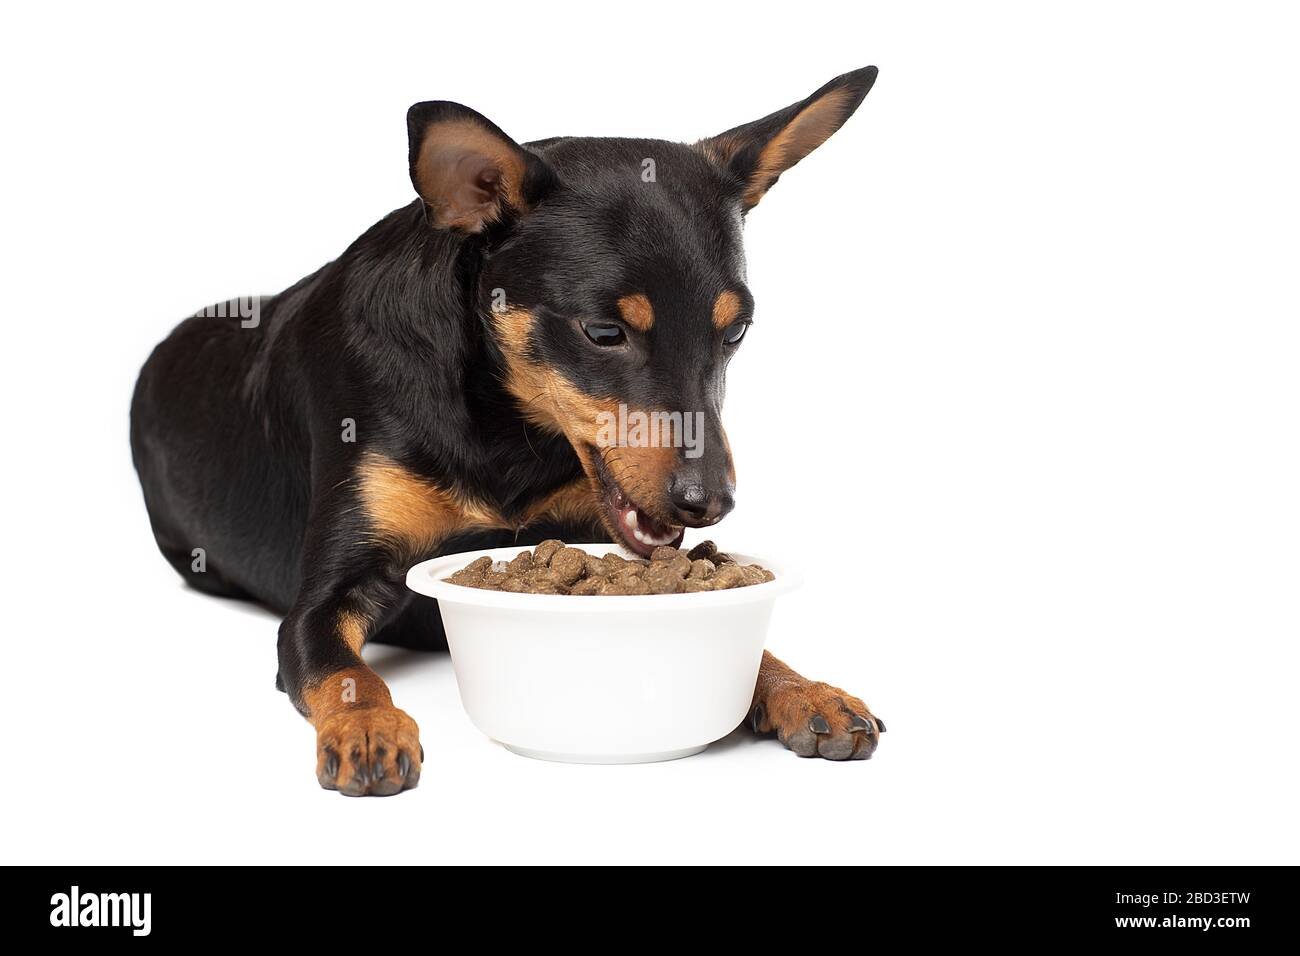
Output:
[
  {"xmin": 751, "ymin": 681, "xmax": 884, "ymax": 760},
  {"xmin": 315, "ymin": 706, "xmax": 423, "ymax": 796}
]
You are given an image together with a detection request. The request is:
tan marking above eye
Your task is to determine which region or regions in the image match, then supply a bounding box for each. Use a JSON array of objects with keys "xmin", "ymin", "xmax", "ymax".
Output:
[
  {"xmin": 713, "ymin": 290, "xmax": 743, "ymax": 330},
  {"xmin": 616, "ymin": 293, "xmax": 655, "ymax": 333}
]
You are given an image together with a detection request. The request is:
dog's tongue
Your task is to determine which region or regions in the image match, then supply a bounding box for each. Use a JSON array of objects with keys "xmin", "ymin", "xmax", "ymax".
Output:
[{"xmin": 612, "ymin": 489, "xmax": 684, "ymax": 556}]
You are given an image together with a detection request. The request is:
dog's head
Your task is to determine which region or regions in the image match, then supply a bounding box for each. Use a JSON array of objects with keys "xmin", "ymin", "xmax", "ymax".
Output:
[{"xmin": 406, "ymin": 68, "xmax": 876, "ymax": 555}]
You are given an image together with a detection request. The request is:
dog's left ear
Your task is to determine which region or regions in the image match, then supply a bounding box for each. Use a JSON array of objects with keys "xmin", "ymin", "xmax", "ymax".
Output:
[
  {"xmin": 407, "ymin": 101, "xmax": 556, "ymax": 232},
  {"xmin": 696, "ymin": 66, "xmax": 877, "ymax": 211}
]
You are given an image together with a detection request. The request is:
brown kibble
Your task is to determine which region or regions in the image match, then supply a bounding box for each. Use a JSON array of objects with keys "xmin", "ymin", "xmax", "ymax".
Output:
[
  {"xmin": 688, "ymin": 559, "xmax": 715, "ymax": 580},
  {"xmin": 522, "ymin": 568, "xmax": 557, "ymax": 588},
  {"xmin": 611, "ymin": 565, "xmax": 645, "ymax": 584},
  {"xmin": 549, "ymin": 547, "xmax": 587, "ymax": 586},
  {"xmin": 533, "ymin": 539, "xmax": 564, "ymax": 567},
  {"xmin": 600, "ymin": 577, "xmax": 651, "ymax": 595},
  {"xmin": 443, "ymin": 542, "xmax": 773, "ymax": 595},
  {"xmin": 445, "ymin": 555, "xmax": 492, "ymax": 587},
  {"xmin": 644, "ymin": 563, "xmax": 686, "ymax": 593},
  {"xmin": 712, "ymin": 564, "xmax": 746, "ymax": 589},
  {"xmin": 481, "ymin": 571, "xmax": 509, "ymax": 589},
  {"xmin": 686, "ymin": 540, "xmax": 718, "ymax": 562},
  {"xmin": 600, "ymin": 553, "xmax": 630, "ymax": 573}
]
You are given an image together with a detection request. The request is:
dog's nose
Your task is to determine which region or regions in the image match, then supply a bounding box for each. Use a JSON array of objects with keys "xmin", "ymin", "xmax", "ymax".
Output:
[{"xmin": 667, "ymin": 473, "xmax": 734, "ymax": 527}]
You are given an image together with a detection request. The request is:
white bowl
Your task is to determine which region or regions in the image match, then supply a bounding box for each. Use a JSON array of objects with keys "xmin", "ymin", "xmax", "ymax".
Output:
[{"xmin": 405, "ymin": 544, "xmax": 800, "ymax": 764}]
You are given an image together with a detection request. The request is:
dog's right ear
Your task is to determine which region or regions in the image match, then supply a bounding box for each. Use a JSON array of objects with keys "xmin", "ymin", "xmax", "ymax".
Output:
[
  {"xmin": 696, "ymin": 67, "xmax": 877, "ymax": 211},
  {"xmin": 407, "ymin": 102, "xmax": 555, "ymax": 233}
]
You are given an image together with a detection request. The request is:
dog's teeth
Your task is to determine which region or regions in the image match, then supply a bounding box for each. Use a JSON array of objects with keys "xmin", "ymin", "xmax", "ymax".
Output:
[{"xmin": 625, "ymin": 510, "xmax": 638, "ymax": 529}]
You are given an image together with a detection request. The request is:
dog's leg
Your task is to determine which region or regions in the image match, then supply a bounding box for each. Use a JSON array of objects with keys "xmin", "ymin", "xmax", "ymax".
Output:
[
  {"xmin": 747, "ymin": 651, "xmax": 885, "ymax": 761},
  {"xmin": 277, "ymin": 530, "xmax": 422, "ymax": 796}
]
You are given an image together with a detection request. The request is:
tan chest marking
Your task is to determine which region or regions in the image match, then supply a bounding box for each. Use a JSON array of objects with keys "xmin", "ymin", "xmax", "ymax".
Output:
[
  {"xmin": 521, "ymin": 476, "xmax": 605, "ymax": 528},
  {"xmin": 356, "ymin": 452, "xmax": 601, "ymax": 555},
  {"xmin": 357, "ymin": 452, "xmax": 503, "ymax": 556}
]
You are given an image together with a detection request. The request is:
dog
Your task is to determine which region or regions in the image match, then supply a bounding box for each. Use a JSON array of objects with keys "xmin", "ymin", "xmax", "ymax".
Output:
[{"xmin": 130, "ymin": 66, "xmax": 885, "ymax": 795}]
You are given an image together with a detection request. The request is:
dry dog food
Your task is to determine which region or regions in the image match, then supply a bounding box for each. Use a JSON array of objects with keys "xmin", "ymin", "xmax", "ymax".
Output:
[{"xmin": 444, "ymin": 540, "xmax": 774, "ymax": 595}]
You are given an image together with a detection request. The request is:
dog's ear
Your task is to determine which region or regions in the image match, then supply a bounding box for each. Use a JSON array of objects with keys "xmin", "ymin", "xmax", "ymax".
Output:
[
  {"xmin": 407, "ymin": 101, "xmax": 556, "ymax": 232},
  {"xmin": 696, "ymin": 66, "xmax": 877, "ymax": 211}
]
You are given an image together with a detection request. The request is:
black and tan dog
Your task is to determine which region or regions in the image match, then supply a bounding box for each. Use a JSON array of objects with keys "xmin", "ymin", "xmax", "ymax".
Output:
[{"xmin": 131, "ymin": 67, "xmax": 885, "ymax": 795}]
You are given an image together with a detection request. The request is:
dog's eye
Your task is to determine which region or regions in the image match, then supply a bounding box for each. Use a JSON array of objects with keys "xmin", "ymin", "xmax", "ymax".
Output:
[
  {"xmin": 583, "ymin": 322, "xmax": 627, "ymax": 347},
  {"xmin": 722, "ymin": 320, "xmax": 749, "ymax": 345}
]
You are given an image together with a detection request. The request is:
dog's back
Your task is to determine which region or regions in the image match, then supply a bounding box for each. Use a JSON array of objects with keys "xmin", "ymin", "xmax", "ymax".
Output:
[{"xmin": 131, "ymin": 289, "xmax": 312, "ymax": 611}]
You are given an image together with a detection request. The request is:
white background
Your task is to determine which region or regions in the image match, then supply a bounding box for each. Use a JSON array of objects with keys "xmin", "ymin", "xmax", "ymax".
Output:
[{"xmin": 3, "ymin": 1, "xmax": 1297, "ymax": 864}]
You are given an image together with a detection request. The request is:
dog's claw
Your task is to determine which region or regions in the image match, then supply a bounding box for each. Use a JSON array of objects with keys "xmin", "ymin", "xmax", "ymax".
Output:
[
  {"xmin": 810, "ymin": 715, "xmax": 831, "ymax": 735},
  {"xmin": 750, "ymin": 703, "xmax": 765, "ymax": 734},
  {"xmin": 419, "ymin": 744, "xmax": 425, "ymax": 762},
  {"xmin": 849, "ymin": 714, "xmax": 873, "ymax": 732},
  {"xmin": 398, "ymin": 752, "xmax": 411, "ymax": 779},
  {"xmin": 875, "ymin": 717, "xmax": 887, "ymax": 733}
]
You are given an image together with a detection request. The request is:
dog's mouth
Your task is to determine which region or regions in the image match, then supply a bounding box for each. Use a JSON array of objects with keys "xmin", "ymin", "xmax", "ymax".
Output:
[{"xmin": 587, "ymin": 448, "xmax": 685, "ymax": 558}]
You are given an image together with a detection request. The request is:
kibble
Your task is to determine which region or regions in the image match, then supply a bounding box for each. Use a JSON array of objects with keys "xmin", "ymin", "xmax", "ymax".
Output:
[
  {"xmin": 549, "ymin": 546, "xmax": 588, "ymax": 586},
  {"xmin": 688, "ymin": 559, "xmax": 715, "ymax": 580},
  {"xmin": 533, "ymin": 539, "xmax": 564, "ymax": 566},
  {"xmin": 711, "ymin": 563, "xmax": 747, "ymax": 590},
  {"xmin": 686, "ymin": 540, "xmax": 718, "ymax": 562},
  {"xmin": 443, "ymin": 540, "xmax": 773, "ymax": 595}
]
